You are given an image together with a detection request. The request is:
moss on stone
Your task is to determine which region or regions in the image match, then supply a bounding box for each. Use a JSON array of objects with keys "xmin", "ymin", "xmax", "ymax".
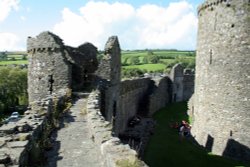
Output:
[{"xmin": 115, "ymin": 159, "xmax": 142, "ymax": 167}]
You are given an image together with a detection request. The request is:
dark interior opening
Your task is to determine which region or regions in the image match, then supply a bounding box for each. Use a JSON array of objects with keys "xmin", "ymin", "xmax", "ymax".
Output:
[
  {"xmin": 48, "ymin": 75, "xmax": 54, "ymax": 94},
  {"xmin": 173, "ymin": 93, "xmax": 177, "ymax": 102}
]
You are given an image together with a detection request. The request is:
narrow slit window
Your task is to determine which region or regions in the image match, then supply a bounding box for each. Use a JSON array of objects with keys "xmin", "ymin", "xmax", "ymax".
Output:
[
  {"xmin": 209, "ymin": 49, "xmax": 213, "ymax": 65},
  {"xmin": 48, "ymin": 75, "xmax": 54, "ymax": 94}
]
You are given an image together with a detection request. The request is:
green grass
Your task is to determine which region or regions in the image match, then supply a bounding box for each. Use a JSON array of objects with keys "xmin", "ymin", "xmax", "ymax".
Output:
[
  {"xmin": 123, "ymin": 64, "xmax": 165, "ymax": 71},
  {"xmin": 143, "ymin": 102, "xmax": 248, "ymax": 167},
  {"xmin": 159, "ymin": 59, "xmax": 176, "ymax": 63},
  {"xmin": 0, "ymin": 60, "xmax": 28, "ymax": 65},
  {"xmin": 7, "ymin": 54, "xmax": 24, "ymax": 59}
]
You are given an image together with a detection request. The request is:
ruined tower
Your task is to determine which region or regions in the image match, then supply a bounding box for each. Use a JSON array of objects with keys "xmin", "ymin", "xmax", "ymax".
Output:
[
  {"xmin": 96, "ymin": 36, "xmax": 121, "ymax": 124},
  {"xmin": 191, "ymin": 0, "xmax": 250, "ymax": 161},
  {"xmin": 27, "ymin": 31, "xmax": 98, "ymax": 103},
  {"xmin": 27, "ymin": 32, "xmax": 72, "ymax": 103}
]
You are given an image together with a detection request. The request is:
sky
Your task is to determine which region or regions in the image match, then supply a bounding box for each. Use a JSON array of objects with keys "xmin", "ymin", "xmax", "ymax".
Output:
[{"xmin": 0, "ymin": 0, "xmax": 204, "ymax": 51}]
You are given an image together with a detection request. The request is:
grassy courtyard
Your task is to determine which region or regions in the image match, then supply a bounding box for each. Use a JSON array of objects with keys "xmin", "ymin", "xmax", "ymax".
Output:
[{"xmin": 143, "ymin": 102, "xmax": 248, "ymax": 167}]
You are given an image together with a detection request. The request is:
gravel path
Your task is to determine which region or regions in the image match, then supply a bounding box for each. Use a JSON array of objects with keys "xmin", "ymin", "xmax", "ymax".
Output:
[{"xmin": 45, "ymin": 97, "xmax": 105, "ymax": 167}]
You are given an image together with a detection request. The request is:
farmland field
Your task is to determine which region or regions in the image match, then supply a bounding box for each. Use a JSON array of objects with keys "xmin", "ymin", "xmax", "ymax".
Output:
[
  {"xmin": 0, "ymin": 52, "xmax": 28, "ymax": 65},
  {"xmin": 123, "ymin": 63, "xmax": 166, "ymax": 71},
  {"xmin": 121, "ymin": 50, "xmax": 195, "ymax": 76},
  {"xmin": 0, "ymin": 60, "xmax": 28, "ymax": 65}
]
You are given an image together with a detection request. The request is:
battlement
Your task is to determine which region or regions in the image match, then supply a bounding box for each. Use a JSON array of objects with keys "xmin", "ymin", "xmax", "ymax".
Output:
[
  {"xmin": 120, "ymin": 78, "xmax": 152, "ymax": 95},
  {"xmin": 27, "ymin": 47, "xmax": 62, "ymax": 54},
  {"xmin": 27, "ymin": 31, "xmax": 64, "ymax": 53},
  {"xmin": 198, "ymin": 0, "xmax": 232, "ymax": 15}
]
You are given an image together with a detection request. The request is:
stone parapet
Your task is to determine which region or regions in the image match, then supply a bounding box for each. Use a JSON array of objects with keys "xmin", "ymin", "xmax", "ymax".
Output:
[
  {"xmin": 86, "ymin": 91, "xmax": 148, "ymax": 167},
  {"xmin": 198, "ymin": 0, "xmax": 231, "ymax": 15}
]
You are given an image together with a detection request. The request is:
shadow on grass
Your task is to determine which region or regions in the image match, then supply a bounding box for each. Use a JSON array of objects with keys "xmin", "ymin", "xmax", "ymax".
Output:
[{"xmin": 143, "ymin": 102, "xmax": 249, "ymax": 167}]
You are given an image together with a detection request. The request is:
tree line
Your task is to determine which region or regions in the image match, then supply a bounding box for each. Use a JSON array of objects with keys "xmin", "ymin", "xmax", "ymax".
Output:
[{"xmin": 0, "ymin": 52, "xmax": 27, "ymax": 61}]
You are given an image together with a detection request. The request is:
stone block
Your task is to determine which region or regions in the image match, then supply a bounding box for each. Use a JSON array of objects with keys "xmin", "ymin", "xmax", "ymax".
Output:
[
  {"xmin": 17, "ymin": 123, "xmax": 32, "ymax": 133},
  {"xmin": 0, "ymin": 152, "xmax": 11, "ymax": 164},
  {"xmin": 0, "ymin": 124, "xmax": 17, "ymax": 134},
  {"xmin": 7, "ymin": 141, "xmax": 28, "ymax": 148}
]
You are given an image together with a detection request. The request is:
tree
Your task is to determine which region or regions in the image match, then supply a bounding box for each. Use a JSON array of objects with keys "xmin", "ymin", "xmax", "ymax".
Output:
[
  {"xmin": 142, "ymin": 57, "xmax": 148, "ymax": 64},
  {"xmin": 147, "ymin": 50, "xmax": 154, "ymax": 55},
  {"xmin": 22, "ymin": 55, "xmax": 27, "ymax": 60},
  {"xmin": 130, "ymin": 57, "xmax": 140, "ymax": 65},
  {"xmin": 122, "ymin": 68, "xmax": 146, "ymax": 78},
  {"xmin": 148, "ymin": 55, "xmax": 159, "ymax": 64},
  {"xmin": 122, "ymin": 57, "xmax": 129, "ymax": 66},
  {"xmin": 0, "ymin": 52, "xmax": 7, "ymax": 61},
  {"xmin": 0, "ymin": 67, "xmax": 28, "ymax": 115}
]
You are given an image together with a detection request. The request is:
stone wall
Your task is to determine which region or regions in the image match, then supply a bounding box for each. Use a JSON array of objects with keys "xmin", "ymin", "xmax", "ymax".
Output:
[
  {"xmin": 96, "ymin": 36, "xmax": 121, "ymax": 84},
  {"xmin": 170, "ymin": 64, "xmax": 195, "ymax": 102},
  {"xmin": 96, "ymin": 36, "xmax": 121, "ymax": 124},
  {"xmin": 86, "ymin": 91, "xmax": 148, "ymax": 167},
  {"xmin": 66, "ymin": 43, "xmax": 98, "ymax": 90},
  {"xmin": 183, "ymin": 69, "xmax": 195, "ymax": 101},
  {"xmin": 114, "ymin": 76, "xmax": 172, "ymax": 135},
  {"xmin": 148, "ymin": 77, "xmax": 171, "ymax": 116},
  {"xmin": 170, "ymin": 64, "xmax": 184, "ymax": 102},
  {"xmin": 192, "ymin": 0, "xmax": 250, "ymax": 162},
  {"xmin": 0, "ymin": 90, "xmax": 70, "ymax": 167},
  {"xmin": 115, "ymin": 78, "xmax": 153, "ymax": 135}
]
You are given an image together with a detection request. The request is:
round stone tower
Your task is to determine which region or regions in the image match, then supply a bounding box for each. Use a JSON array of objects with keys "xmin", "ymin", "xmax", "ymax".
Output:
[{"xmin": 192, "ymin": 0, "xmax": 250, "ymax": 161}]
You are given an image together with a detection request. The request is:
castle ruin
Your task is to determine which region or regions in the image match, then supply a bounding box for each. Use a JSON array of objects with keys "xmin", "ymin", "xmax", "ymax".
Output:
[
  {"xmin": 1, "ymin": 0, "xmax": 249, "ymax": 165},
  {"xmin": 0, "ymin": 31, "xmax": 195, "ymax": 166},
  {"xmin": 27, "ymin": 31, "xmax": 194, "ymax": 137}
]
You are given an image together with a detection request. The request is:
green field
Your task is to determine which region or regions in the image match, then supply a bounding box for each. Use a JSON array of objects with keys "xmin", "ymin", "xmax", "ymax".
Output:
[
  {"xmin": 123, "ymin": 63, "xmax": 166, "ymax": 71},
  {"xmin": 121, "ymin": 50, "xmax": 194, "ymax": 62},
  {"xmin": 121, "ymin": 50, "xmax": 195, "ymax": 73},
  {"xmin": 7, "ymin": 54, "xmax": 24, "ymax": 60},
  {"xmin": 0, "ymin": 60, "xmax": 28, "ymax": 65},
  {"xmin": 143, "ymin": 102, "xmax": 248, "ymax": 167},
  {"xmin": 0, "ymin": 52, "xmax": 28, "ymax": 65}
]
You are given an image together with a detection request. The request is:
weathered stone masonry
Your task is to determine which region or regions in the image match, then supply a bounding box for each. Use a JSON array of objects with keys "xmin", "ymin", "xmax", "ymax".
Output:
[
  {"xmin": 0, "ymin": 91, "xmax": 70, "ymax": 167},
  {"xmin": 95, "ymin": 36, "xmax": 194, "ymax": 159},
  {"xmin": 0, "ymin": 31, "xmax": 195, "ymax": 166},
  {"xmin": 27, "ymin": 31, "xmax": 98, "ymax": 102},
  {"xmin": 6, "ymin": 0, "xmax": 248, "ymax": 164},
  {"xmin": 170, "ymin": 64, "xmax": 195, "ymax": 102},
  {"xmin": 191, "ymin": 0, "xmax": 250, "ymax": 162}
]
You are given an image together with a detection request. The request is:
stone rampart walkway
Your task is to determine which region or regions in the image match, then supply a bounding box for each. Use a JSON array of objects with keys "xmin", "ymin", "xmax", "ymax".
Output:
[{"xmin": 45, "ymin": 96, "xmax": 105, "ymax": 167}]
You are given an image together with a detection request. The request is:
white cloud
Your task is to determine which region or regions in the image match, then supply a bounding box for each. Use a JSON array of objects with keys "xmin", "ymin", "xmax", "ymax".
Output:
[
  {"xmin": 53, "ymin": 1, "xmax": 197, "ymax": 50},
  {"xmin": 53, "ymin": 2, "xmax": 135, "ymax": 48},
  {"xmin": 0, "ymin": 0, "xmax": 19, "ymax": 23},
  {"xmin": 20, "ymin": 16, "xmax": 26, "ymax": 21},
  {"xmin": 0, "ymin": 32, "xmax": 21, "ymax": 51}
]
